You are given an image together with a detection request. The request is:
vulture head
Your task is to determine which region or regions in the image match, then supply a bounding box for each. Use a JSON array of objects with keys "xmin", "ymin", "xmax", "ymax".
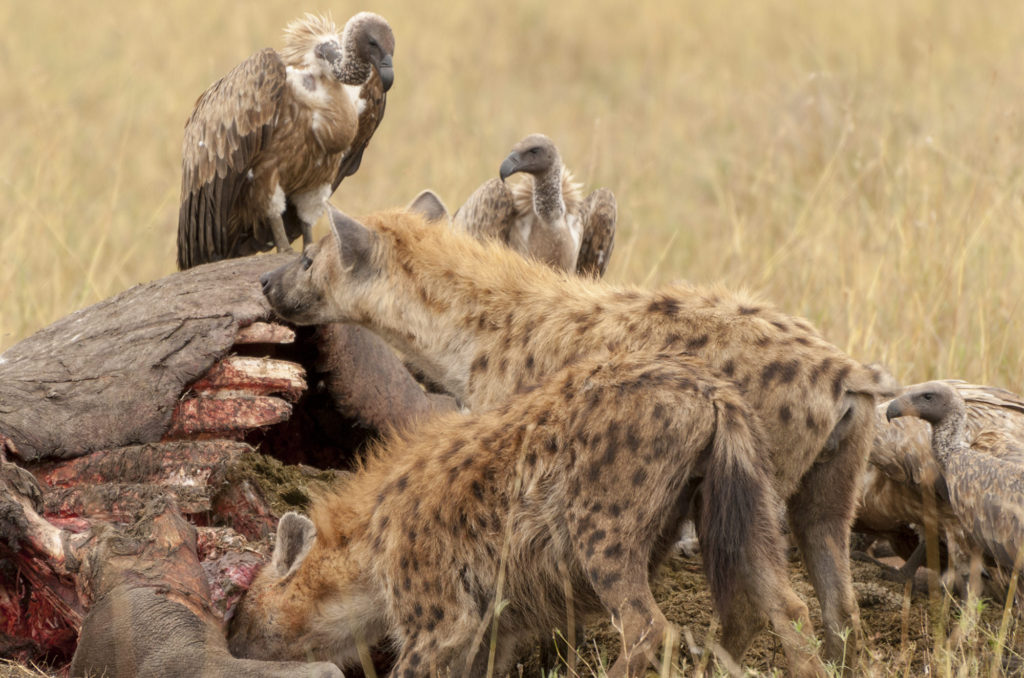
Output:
[
  {"xmin": 886, "ymin": 381, "xmax": 965, "ymax": 426},
  {"xmin": 342, "ymin": 12, "xmax": 395, "ymax": 91},
  {"xmin": 280, "ymin": 14, "xmax": 345, "ymax": 75},
  {"xmin": 499, "ymin": 134, "xmax": 562, "ymax": 182}
]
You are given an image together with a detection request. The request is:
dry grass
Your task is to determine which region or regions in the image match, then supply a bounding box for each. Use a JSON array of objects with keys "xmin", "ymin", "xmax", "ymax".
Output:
[
  {"xmin": 1, "ymin": 0, "xmax": 1023, "ymax": 674},
  {"xmin": 2, "ymin": 0, "xmax": 1024, "ymax": 391}
]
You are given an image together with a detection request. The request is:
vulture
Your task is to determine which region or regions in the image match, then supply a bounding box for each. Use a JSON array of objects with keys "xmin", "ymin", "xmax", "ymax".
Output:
[
  {"xmin": 177, "ymin": 13, "xmax": 394, "ymax": 270},
  {"xmin": 448, "ymin": 134, "xmax": 618, "ymax": 277},
  {"xmin": 882, "ymin": 380, "xmax": 1024, "ymax": 597}
]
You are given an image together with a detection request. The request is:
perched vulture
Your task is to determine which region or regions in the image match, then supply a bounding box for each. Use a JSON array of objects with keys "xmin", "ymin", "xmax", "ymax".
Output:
[
  {"xmin": 177, "ymin": 13, "xmax": 394, "ymax": 270},
  {"xmin": 883, "ymin": 381, "xmax": 1024, "ymax": 592},
  {"xmin": 449, "ymin": 134, "xmax": 618, "ymax": 277}
]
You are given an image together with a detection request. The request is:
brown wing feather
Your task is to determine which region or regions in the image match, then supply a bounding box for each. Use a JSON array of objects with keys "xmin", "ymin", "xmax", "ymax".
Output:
[
  {"xmin": 944, "ymin": 450, "xmax": 1024, "ymax": 571},
  {"xmin": 575, "ymin": 188, "xmax": 617, "ymax": 278},
  {"xmin": 177, "ymin": 48, "xmax": 286, "ymax": 270},
  {"xmin": 452, "ymin": 178, "xmax": 516, "ymax": 243},
  {"xmin": 332, "ymin": 73, "xmax": 386, "ymax": 191}
]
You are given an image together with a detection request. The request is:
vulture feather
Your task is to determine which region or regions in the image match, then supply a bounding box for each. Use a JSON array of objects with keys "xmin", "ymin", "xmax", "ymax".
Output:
[
  {"xmin": 880, "ymin": 380, "xmax": 1024, "ymax": 595},
  {"xmin": 449, "ymin": 134, "xmax": 618, "ymax": 277},
  {"xmin": 177, "ymin": 13, "xmax": 394, "ymax": 270}
]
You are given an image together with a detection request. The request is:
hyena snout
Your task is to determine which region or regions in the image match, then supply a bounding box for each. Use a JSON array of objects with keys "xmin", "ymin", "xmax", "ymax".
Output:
[
  {"xmin": 259, "ymin": 270, "xmax": 274, "ymax": 292},
  {"xmin": 259, "ymin": 259, "xmax": 305, "ymax": 322},
  {"xmin": 259, "ymin": 256, "xmax": 330, "ymax": 326}
]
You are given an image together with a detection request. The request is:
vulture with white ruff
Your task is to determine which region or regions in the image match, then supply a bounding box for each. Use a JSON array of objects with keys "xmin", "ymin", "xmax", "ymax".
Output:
[
  {"xmin": 443, "ymin": 134, "xmax": 617, "ymax": 277},
  {"xmin": 177, "ymin": 13, "xmax": 394, "ymax": 270}
]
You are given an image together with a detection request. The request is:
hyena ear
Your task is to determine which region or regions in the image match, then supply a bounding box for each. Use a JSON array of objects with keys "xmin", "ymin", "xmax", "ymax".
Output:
[
  {"xmin": 407, "ymin": 189, "xmax": 449, "ymax": 222},
  {"xmin": 328, "ymin": 206, "xmax": 378, "ymax": 272},
  {"xmin": 271, "ymin": 512, "xmax": 317, "ymax": 579}
]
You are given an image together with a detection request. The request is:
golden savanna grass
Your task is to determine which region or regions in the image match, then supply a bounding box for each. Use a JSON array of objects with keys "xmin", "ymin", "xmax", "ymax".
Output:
[
  {"xmin": 3, "ymin": 0, "xmax": 1024, "ymax": 391},
  {"xmin": 1, "ymin": 0, "xmax": 1023, "ymax": 675}
]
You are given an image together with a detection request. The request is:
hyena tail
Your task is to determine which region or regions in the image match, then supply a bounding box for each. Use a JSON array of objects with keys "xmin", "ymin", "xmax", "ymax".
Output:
[{"xmin": 698, "ymin": 398, "xmax": 787, "ymax": 617}]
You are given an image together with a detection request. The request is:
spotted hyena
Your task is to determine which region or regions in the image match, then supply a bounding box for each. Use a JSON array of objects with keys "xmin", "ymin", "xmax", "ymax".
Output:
[
  {"xmin": 228, "ymin": 352, "xmax": 821, "ymax": 677},
  {"xmin": 258, "ymin": 205, "xmax": 896, "ymax": 670}
]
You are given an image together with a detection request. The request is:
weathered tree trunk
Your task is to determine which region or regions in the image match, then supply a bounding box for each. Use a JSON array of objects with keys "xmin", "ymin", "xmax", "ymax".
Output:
[{"xmin": 0, "ymin": 255, "xmax": 291, "ymax": 462}]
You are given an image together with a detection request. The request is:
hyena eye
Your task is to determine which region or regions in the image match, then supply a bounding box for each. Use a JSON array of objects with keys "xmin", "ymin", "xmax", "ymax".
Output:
[{"xmin": 301, "ymin": 254, "xmax": 313, "ymax": 271}]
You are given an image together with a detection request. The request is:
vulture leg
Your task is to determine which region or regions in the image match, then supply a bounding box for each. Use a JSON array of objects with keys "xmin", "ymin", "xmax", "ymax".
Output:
[
  {"xmin": 292, "ymin": 185, "xmax": 333, "ymax": 249},
  {"xmin": 897, "ymin": 540, "xmax": 927, "ymax": 579},
  {"xmin": 263, "ymin": 183, "xmax": 294, "ymax": 253},
  {"xmin": 268, "ymin": 212, "xmax": 293, "ymax": 254}
]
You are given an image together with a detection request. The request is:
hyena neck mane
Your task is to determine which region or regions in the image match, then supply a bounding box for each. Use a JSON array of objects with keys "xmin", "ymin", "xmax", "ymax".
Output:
[
  {"xmin": 363, "ymin": 211, "xmax": 807, "ymax": 404},
  {"xmin": 357, "ymin": 210, "xmax": 805, "ymax": 407},
  {"xmin": 359, "ymin": 210, "xmax": 605, "ymax": 398}
]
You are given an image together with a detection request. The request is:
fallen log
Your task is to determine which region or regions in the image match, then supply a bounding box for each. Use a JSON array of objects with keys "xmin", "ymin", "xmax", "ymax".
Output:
[{"xmin": 0, "ymin": 255, "xmax": 293, "ymax": 462}]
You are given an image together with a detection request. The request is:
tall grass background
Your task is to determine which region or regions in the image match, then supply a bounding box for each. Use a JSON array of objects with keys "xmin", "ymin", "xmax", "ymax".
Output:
[{"xmin": 2, "ymin": 0, "xmax": 1023, "ymax": 390}]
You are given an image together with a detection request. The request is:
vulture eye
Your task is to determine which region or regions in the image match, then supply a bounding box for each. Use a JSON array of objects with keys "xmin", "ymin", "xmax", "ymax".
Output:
[
  {"xmin": 368, "ymin": 38, "xmax": 379, "ymax": 48},
  {"xmin": 301, "ymin": 254, "xmax": 313, "ymax": 271},
  {"xmin": 922, "ymin": 393, "xmax": 934, "ymax": 401}
]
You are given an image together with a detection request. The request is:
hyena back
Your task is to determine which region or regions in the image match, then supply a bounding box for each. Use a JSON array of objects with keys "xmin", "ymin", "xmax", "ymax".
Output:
[
  {"xmin": 259, "ymin": 206, "xmax": 895, "ymax": 670},
  {"xmin": 228, "ymin": 352, "xmax": 820, "ymax": 677}
]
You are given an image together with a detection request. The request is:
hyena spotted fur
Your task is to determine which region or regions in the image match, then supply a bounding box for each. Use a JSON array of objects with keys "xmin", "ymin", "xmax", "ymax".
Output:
[
  {"xmin": 229, "ymin": 352, "xmax": 821, "ymax": 677},
  {"xmin": 258, "ymin": 205, "xmax": 897, "ymax": 671}
]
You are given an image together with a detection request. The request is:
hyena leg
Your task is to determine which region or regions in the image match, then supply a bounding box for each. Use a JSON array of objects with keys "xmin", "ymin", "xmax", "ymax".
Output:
[
  {"xmin": 700, "ymin": 507, "xmax": 822, "ymax": 678},
  {"xmin": 788, "ymin": 399, "xmax": 874, "ymax": 673},
  {"xmin": 391, "ymin": 635, "xmax": 436, "ymax": 678},
  {"xmin": 575, "ymin": 549, "xmax": 674, "ymax": 678},
  {"xmin": 538, "ymin": 624, "xmax": 585, "ymax": 676},
  {"xmin": 717, "ymin": 586, "xmax": 764, "ymax": 664},
  {"xmin": 393, "ymin": 606, "xmax": 509, "ymax": 677},
  {"xmin": 719, "ymin": 558, "xmax": 825, "ymax": 678},
  {"xmin": 600, "ymin": 581, "xmax": 674, "ymax": 678},
  {"xmin": 392, "ymin": 633, "xmax": 484, "ymax": 678}
]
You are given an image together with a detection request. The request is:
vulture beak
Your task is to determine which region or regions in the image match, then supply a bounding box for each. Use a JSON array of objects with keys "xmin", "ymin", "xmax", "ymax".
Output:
[
  {"xmin": 499, "ymin": 153, "xmax": 521, "ymax": 183},
  {"xmin": 378, "ymin": 54, "xmax": 394, "ymax": 92},
  {"xmin": 885, "ymin": 400, "xmax": 904, "ymax": 422}
]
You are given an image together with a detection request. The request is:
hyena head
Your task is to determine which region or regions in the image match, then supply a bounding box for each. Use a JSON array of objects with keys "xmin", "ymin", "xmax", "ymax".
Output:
[
  {"xmin": 259, "ymin": 201, "xmax": 477, "ymax": 367},
  {"xmin": 259, "ymin": 206, "xmax": 384, "ymax": 326},
  {"xmin": 227, "ymin": 513, "xmax": 387, "ymax": 668}
]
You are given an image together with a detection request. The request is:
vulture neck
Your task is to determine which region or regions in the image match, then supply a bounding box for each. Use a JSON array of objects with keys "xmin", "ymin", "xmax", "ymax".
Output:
[
  {"xmin": 532, "ymin": 164, "xmax": 566, "ymax": 224},
  {"xmin": 929, "ymin": 401, "xmax": 969, "ymax": 469},
  {"xmin": 336, "ymin": 50, "xmax": 371, "ymax": 86}
]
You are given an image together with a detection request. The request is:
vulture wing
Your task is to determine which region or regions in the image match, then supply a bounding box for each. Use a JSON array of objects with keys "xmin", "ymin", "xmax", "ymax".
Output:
[
  {"xmin": 944, "ymin": 451, "xmax": 1024, "ymax": 571},
  {"xmin": 575, "ymin": 188, "xmax": 617, "ymax": 278},
  {"xmin": 946, "ymin": 381, "xmax": 1024, "ymax": 464},
  {"xmin": 331, "ymin": 73, "xmax": 387, "ymax": 191},
  {"xmin": 955, "ymin": 382, "xmax": 1024, "ymax": 444},
  {"xmin": 452, "ymin": 178, "xmax": 516, "ymax": 243},
  {"xmin": 177, "ymin": 48, "xmax": 287, "ymax": 270}
]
